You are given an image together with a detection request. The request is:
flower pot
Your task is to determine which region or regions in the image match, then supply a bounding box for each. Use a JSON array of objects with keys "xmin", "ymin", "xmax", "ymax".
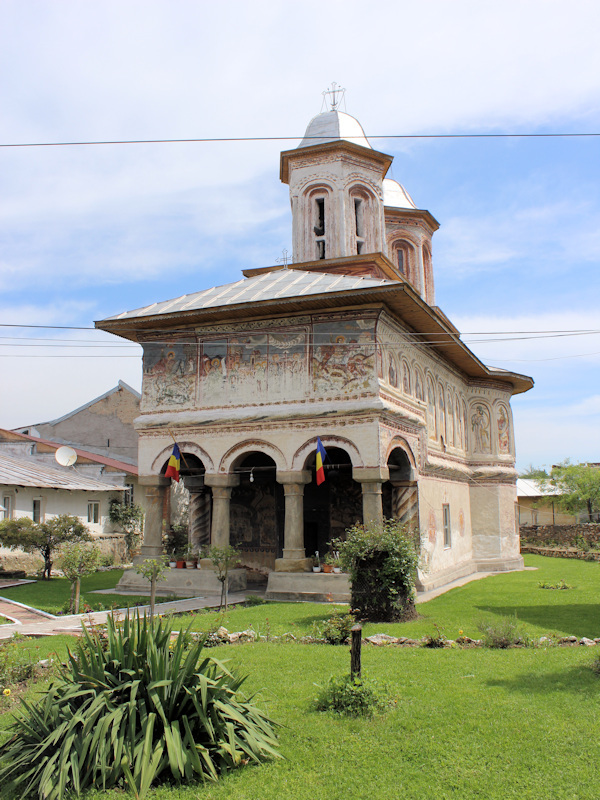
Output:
[
  {"xmin": 333, "ymin": 567, "xmax": 341, "ymax": 574},
  {"xmin": 176, "ymin": 560, "xmax": 186, "ymax": 569},
  {"xmin": 169, "ymin": 561, "xmax": 177, "ymax": 569},
  {"xmin": 196, "ymin": 562, "xmax": 202, "ymax": 570},
  {"xmin": 312, "ymin": 566, "xmax": 321, "ymax": 573},
  {"xmin": 323, "ymin": 564, "xmax": 333, "ymax": 574},
  {"xmin": 185, "ymin": 560, "xmax": 196, "ymax": 569}
]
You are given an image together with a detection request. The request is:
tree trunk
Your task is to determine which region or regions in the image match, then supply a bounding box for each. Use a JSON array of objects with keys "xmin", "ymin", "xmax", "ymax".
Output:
[
  {"xmin": 69, "ymin": 581, "xmax": 76, "ymax": 614},
  {"xmin": 150, "ymin": 575, "xmax": 156, "ymax": 618},
  {"xmin": 74, "ymin": 578, "xmax": 81, "ymax": 615}
]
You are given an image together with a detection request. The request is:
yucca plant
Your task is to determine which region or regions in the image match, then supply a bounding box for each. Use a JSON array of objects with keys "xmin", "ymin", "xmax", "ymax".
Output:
[{"xmin": 0, "ymin": 613, "xmax": 280, "ymax": 800}]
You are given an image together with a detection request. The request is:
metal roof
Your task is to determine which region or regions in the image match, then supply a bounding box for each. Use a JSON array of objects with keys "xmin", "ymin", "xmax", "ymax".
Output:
[
  {"xmin": 517, "ymin": 478, "xmax": 560, "ymax": 498},
  {"xmin": 298, "ymin": 110, "xmax": 372, "ymax": 150},
  {"xmin": 101, "ymin": 269, "xmax": 398, "ymax": 322},
  {"xmin": 0, "ymin": 453, "xmax": 126, "ymax": 492}
]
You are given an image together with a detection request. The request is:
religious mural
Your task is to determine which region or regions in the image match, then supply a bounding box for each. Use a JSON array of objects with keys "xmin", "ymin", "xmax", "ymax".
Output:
[
  {"xmin": 437, "ymin": 385, "xmax": 446, "ymax": 443},
  {"xmin": 312, "ymin": 319, "xmax": 375, "ymax": 397},
  {"xmin": 471, "ymin": 403, "xmax": 492, "ymax": 454},
  {"xmin": 402, "ymin": 360, "xmax": 411, "ymax": 395},
  {"xmin": 426, "ymin": 376, "xmax": 436, "ymax": 439},
  {"xmin": 497, "ymin": 404, "xmax": 510, "ymax": 454},
  {"xmin": 388, "ymin": 352, "xmax": 399, "ymax": 387},
  {"xmin": 142, "ymin": 340, "xmax": 197, "ymax": 409},
  {"xmin": 415, "ymin": 366, "xmax": 425, "ymax": 402}
]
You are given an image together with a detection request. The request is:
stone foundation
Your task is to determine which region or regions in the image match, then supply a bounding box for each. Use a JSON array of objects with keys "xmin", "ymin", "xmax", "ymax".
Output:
[
  {"xmin": 265, "ymin": 571, "xmax": 350, "ymax": 603},
  {"xmin": 115, "ymin": 566, "xmax": 247, "ymax": 597}
]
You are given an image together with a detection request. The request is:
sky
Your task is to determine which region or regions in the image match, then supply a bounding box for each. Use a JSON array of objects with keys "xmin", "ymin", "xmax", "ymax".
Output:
[{"xmin": 1, "ymin": 0, "xmax": 599, "ymax": 471}]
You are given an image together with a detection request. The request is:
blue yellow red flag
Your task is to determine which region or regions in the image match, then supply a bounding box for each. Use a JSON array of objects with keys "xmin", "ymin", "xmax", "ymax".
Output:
[
  {"xmin": 315, "ymin": 437, "xmax": 327, "ymax": 485},
  {"xmin": 165, "ymin": 444, "xmax": 181, "ymax": 482}
]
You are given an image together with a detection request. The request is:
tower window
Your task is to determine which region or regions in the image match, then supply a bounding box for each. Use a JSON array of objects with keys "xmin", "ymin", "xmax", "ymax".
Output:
[
  {"xmin": 354, "ymin": 198, "xmax": 364, "ymax": 237},
  {"xmin": 397, "ymin": 249, "xmax": 404, "ymax": 274},
  {"xmin": 314, "ymin": 198, "xmax": 325, "ymax": 236},
  {"xmin": 317, "ymin": 241, "xmax": 325, "ymax": 259}
]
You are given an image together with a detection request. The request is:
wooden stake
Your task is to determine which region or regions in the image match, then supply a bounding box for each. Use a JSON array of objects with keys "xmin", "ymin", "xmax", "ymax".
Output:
[{"xmin": 350, "ymin": 624, "xmax": 362, "ymax": 678}]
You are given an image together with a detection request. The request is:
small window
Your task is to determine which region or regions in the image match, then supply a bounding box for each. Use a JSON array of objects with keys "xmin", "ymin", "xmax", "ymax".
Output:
[
  {"xmin": 32, "ymin": 498, "xmax": 42, "ymax": 524},
  {"xmin": 397, "ymin": 249, "xmax": 404, "ymax": 274},
  {"xmin": 124, "ymin": 484, "xmax": 134, "ymax": 507},
  {"xmin": 88, "ymin": 502, "xmax": 100, "ymax": 524},
  {"xmin": 316, "ymin": 240, "xmax": 325, "ymax": 259},
  {"xmin": 443, "ymin": 504, "xmax": 451, "ymax": 548},
  {"xmin": 314, "ymin": 198, "xmax": 325, "ymax": 236},
  {"xmin": 354, "ymin": 198, "xmax": 364, "ymax": 237},
  {"xmin": 1, "ymin": 496, "xmax": 12, "ymax": 521}
]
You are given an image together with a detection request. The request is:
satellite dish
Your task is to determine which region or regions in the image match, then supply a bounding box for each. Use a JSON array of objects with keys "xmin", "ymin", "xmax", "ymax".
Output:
[{"xmin": 55, "ymin": 446, "xmax": 78, "ymax": 467}]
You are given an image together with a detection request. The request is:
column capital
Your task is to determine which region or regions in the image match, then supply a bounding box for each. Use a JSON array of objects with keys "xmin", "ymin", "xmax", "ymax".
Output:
[
  {"xmin": 276, "ymin": 470, "xmax": 312, "ymax": 486},
  {"xmin": 183, "ymin": 475, "xmax": 206, "ymax": 491},
  {"xmin": 353, "ymin": 466, "xmax": 389, "ymax": 484},
  {"xmin": 204, "ymin": 473, "xmax": 240, "ymax": 488},
  {"xmin": 138, "ymin": 475, "xmax": 170, "ymax": 487}
]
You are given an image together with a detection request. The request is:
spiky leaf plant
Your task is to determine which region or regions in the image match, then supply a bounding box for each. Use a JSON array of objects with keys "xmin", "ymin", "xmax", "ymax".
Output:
[{"xmin": 0, "ymin": 613, "xmax": 280, "ymax": 800}]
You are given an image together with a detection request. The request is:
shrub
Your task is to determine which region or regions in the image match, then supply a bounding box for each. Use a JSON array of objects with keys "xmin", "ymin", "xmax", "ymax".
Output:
[
  {"xmin": 478, "ymin": 617, "xmax": 526, "ymax": 649},
  {"xmin": 314, "ymin": 674, "xmax": 391, "ymax": 718},
  {"xmin": 538, "ymin": 579, "xmax": 573, "ymax": 590},
  {"xmin": 0, "ymin": 612, "xmax": 280, "ymax": 799},
  {"xmin": 245, "ymin": 594, "xmax": 269, "ymax": 607},
  {"xmin": 317, "ymin": 610, "xmax": 357, "ymax": 645},
  {"xmin": 332, "ymin": 518, "xmax": 419, "ymax": 622},
  {"xmin": 423, "ymin": 624, "xmax": 447, "ymax": 648}
]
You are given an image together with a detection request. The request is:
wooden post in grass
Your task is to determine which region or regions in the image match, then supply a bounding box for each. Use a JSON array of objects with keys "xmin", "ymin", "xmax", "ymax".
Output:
[{"xmin": 350, "ymin": 624, "xmax": 362, "ymax": 678}]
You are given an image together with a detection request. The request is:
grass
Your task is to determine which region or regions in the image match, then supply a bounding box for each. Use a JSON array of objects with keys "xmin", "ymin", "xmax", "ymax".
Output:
[
  {"xmin": 0, "ymin": 570, "xmax": 154, "ymax": 615},
  {"xmin": 0, "ymin": 555, "xmax": 600, "ymax": 799}
]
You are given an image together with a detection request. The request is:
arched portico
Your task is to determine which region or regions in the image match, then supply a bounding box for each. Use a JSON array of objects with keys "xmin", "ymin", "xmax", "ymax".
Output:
[{"xmin": 383, "ymin": 445, "xmax": 419, "ymax": 529}]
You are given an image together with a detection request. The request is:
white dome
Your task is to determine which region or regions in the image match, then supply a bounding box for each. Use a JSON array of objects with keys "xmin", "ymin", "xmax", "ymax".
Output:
[
  {"xmin": 297, "ymin": 110, "xmax": 372, "ymax": 149},
  {"xmin": 383, "ymin": 178, "xmax": 417, "ymax": 210}
]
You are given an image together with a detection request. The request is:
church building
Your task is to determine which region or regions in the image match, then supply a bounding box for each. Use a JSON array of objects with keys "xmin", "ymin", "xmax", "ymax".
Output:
[{"xmin": 97, "ymin": 95, "xmax": 533, "ymax": 594}]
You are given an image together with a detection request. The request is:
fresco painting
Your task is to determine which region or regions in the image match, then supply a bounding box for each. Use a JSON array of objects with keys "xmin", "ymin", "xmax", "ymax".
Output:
[
  {"xmin": 471, "ymin": 403, "xmax": 492, "ymax": 454},
  {"xmin": 312, "ymin": 319, "xmax": 376, "ymax": 397},
  {"xmin": 142, "ymin": 340, "xmax": 197, "ymax": 409},
  {"xmin": 497, "ymin": 404, "xmax": 510, "ymax": 453}
]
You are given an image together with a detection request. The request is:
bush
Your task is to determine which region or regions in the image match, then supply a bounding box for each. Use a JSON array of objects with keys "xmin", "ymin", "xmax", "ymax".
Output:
[
  {"xmin": 317, "ymin": 610, "xmax": 357, "ymax": 645},
  {"xmin": 314, "ymin": 674, "xmax": 391, "ymax": 718},
  {"xmin": 478, "ymin": 617, "xmax": 527, "ymax": 649},
  {"xmin": 0, "ymin": 613, "xmax": 281, "ymax": 799},
  {"xmin": 332, "ymin": 518, "xmax": 419, "ymax": 622},
  {"xmin": 423, "ymin": 624, "xmax": 447, "ymax": 648}
]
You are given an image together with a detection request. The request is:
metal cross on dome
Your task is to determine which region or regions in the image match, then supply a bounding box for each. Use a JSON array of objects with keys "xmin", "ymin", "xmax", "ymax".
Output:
[
  {"xmin": 323, "ymin": 82, "xmax": 346, "ymax": 111},
  {"xmin": 276, "ymin": 248, "xmax": 290, "ymax": 269}
]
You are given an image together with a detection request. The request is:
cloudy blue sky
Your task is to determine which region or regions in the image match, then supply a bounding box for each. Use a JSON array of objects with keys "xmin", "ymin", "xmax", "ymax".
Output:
[{"xmin": 1, "ymin": 0, "xmax": 599, "ymax": 470}]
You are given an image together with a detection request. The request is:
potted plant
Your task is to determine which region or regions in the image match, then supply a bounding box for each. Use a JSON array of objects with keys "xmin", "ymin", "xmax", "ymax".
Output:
[
  {"xmin": 185, "ymin": 547, "xmax": 197, "ymax": 569},
  {"xmin": 312, "ymin": 551, "xmax": 321, "ymax": 573},
  {"xmin": 323, "ymin": 553, "xmax": 335, "ymax": 573},
  {"xmin": 168, "ymin": 551, "xmax": 177, "ymax": 569},
  {"xmin": 175, "ymin": 552, "xmax": 186, "ymax": 569},
  {"xmin": 326, "ymin": 549, "xmax": 342, "ymax": 573}
]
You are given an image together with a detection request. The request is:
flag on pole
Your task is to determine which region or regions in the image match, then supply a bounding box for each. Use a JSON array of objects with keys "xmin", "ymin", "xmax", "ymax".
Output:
[
  {"xmin": 315, "ymin": 437, "xmax": 327, "ymax": 485},
  {"xmin": 165, "ymin": 444, "xmax": 181, "ymax": 482}
]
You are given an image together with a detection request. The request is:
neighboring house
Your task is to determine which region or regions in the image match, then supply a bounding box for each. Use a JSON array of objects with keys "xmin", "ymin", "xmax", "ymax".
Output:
[
  {"xmin": 0, "ymin": 429, "xmax": 141, "ymax": 539},
  {"xmin": 517, "ymin": 478, "xmax": 577, "ymax": 526},
  {"xmin": 13, "ymin": 380, "xmax": 140, "ymax": 463},
  {"xmin": 97, "ymin": 100, "xmax": 533, "ymax": 594}
]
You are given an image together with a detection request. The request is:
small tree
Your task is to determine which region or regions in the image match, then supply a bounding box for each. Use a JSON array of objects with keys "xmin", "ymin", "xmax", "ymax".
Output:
[
  {"xmin": 549, "ymin": 461, "xmax": 600, "ymax": 521},
  {"xmin": 58, "ymin": 542, "xmax": 101, "ymax": 614},
  {"xmin": 332, "ymin": 518, "xmax": 419, "ymax": 622},
  {"xmin": 0, "ymin": 515, "xmax": 91, "ymax": 580},
  {"xmin": 134, "ymin": 556, "xmax": 169, "ymax": 617},
  {"xmin": 208, "ymin": 545, "xmax": 240, "ymax": 612},
  {"xmin": 109, "ymin": 499, "xmax": 144, "ymax": 558}
]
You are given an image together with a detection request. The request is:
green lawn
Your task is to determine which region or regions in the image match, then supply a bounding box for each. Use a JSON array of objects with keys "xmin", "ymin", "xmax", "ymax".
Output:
[
  {"xmin": 0, "ymin": 570, "xmax": 153, "ymax": 615},
  {"xmin": 1, "ymin": 555, "xmax": 600, "ymax": 799}
]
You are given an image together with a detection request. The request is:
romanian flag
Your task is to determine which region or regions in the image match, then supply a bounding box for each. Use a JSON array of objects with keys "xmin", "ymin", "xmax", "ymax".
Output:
[
  {"xmin": 315, "ymin": 437, "xmax": 327, "ymax": 486},
  {"xmin": 165, "ymin": 444, "xmax": 181, "ymax": 482}
]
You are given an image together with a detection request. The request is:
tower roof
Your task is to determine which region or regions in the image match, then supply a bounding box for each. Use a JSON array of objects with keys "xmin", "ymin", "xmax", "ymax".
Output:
[
  {"xmin": 297, "ymin": 110, "xmax": 372, "ymax": 150},
  {"xmin": 383, "ymin": 178, "xmax": 417, "ymax": 210}
]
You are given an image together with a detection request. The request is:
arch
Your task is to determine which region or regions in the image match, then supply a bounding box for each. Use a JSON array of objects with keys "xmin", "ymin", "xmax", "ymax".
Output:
[
  {"xmin": 437, "ymin": 383, "xmax": 447, "ymax": 444},
  {"xmin": 219, "ymin": 440, "xmax": 287, "ymax": 473},
  {"xmin": 469, "ymin": 400, "xmax": 492, "ymax": 454},
  {"xmin": 385, "ymin": 436, "xmax": 417, "ymax": 470},
  {"xmin": 387, "ymin": 351, "xmax": 399, "ymax": 388},
  {"xmin": 292, "ymin": 435, "xmax": 364, "ymax": 471},
  {"xmin": 446, "ymin": 385, "xmax": 455, "ymax": 447},
  {"xmin": 455, "ymin": 395, "xmax": 463, "ymax": 450},
  {"xmin": 151, "ymin": 442, "xmax": 214, "ymax": 475},
  {"xmin": 301, "ymin": 183, "xmax": 334, "ymax": 261},
  {"xmin": 493, "ymin": 400, "xmax": 512, "ymax": 455},
  {"xmin": 348, "ymin": 182, "xmax": 380, "ymax": 255},
  {"xmin": 401, "ymin": 359, "xmax": 412, "ymax": 395},
  {"xmin": 388, "ymin": 235, "xmax": 419, "ymax": 286},
  {"xmin": 426, "ymin": 374, "xmax": 437, "ymax": 440},
  {"xmin": 422, "ymin": 241, "xmax": 434, "ymax": 303},
  {"xmin": 413, "ymin": 364, "xmax": 425, "ymax": 402}
]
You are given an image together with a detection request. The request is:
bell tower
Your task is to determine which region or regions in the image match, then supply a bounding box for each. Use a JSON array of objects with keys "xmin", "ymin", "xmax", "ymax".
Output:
[
  {"xmin": 280, "ymin": 85, "xmax": 392, "ymax": 263},
  {"xmin": 280, "ymin": 87, "xmax": 439, "ymax": 306}
]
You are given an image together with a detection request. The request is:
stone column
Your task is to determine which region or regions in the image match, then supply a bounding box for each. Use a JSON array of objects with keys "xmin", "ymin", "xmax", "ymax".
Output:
[
  {"xmin": 275, "ymin": 471, "xmax": 312, "ymax": 572},
  {"xmin": 204, "ymin": 474, "xmax": 239, "ymax": 548},
  {"xmin": 353, "ymin": 467, "xmax": 389, "ymax": 527},
  {"xmin": 184, "ymin": 476, "xmax": 211, "ymax": 553},
  {"xmin": 138, "ymin": 476, "xmax": 170, "ymax": 559}
]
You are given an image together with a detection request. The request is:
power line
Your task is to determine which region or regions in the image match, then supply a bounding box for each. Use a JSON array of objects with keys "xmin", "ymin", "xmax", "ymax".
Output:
[{"xmin": 1, "ymin": 132, "xmax": 600, "ymax": 149}]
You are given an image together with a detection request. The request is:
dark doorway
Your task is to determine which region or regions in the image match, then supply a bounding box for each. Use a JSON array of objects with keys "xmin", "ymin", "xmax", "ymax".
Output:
[
  {"xmin": 384, "ymin": 447, "xmax": 419, "ymax": 526},
  {"xmin": 231, "ymin": 452, "xmax": 284, "ymax": 563},
  {"xmin": 303, "ymin": 447, "xmax": 362, "ymax": 557}
]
